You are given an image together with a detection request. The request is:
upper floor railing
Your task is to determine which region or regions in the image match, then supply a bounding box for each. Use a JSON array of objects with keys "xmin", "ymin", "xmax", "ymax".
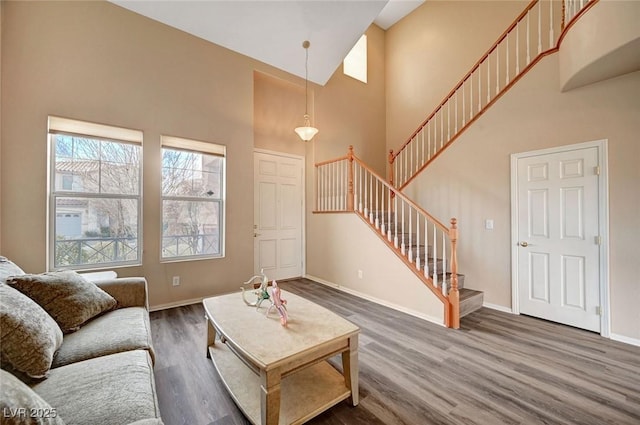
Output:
[
  {"xmin": 315, "ymin": 146, "xmax": 461, "ymax": 328},
  {"xmin": 389, "ymin": 0, "xmax": 597, "ymax": 189}
]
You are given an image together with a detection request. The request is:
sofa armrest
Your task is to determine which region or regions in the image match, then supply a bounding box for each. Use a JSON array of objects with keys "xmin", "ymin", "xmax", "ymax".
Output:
[{"xmin": 94, "ymin": 277, "xmax": 149, "ymax": 310}]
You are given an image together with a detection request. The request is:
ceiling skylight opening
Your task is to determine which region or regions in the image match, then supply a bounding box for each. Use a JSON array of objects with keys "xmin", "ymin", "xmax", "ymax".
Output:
[{"xmin": 343, "ymin": 34, "xmax": 367, "ymax": 84}]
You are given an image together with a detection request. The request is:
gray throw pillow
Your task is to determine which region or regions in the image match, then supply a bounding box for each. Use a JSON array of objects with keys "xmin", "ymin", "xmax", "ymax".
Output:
[
  {"xmin": 0, "ymin": 285, "xmax": 63, "ymax": 379},
  {"xmin": 6, "ymin": 271, "xmax": 117, "ymax": 333},
  {"xmin": 0, "ymin": 256, "xmax": 25, "ymax": 284},
  {"xmin": 0, "ymin": 369, "xmax": 66, "ymax": 424}
]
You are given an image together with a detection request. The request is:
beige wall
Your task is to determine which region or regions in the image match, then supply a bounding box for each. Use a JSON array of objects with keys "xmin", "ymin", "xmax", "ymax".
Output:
[
  {"xmin": 253, "ymin": 71, "xmax": 307, "ymax": 158},
  {"xmin": 404, "ymin": 54, "xmax": 640, "ymax": 340},
  {"xmin": 385, "ymin": 0, "xmax": 526, "ymax": 153},
  {"xmin": 0, "ymin": 1, "xmax": 387, "ymax": 308}
]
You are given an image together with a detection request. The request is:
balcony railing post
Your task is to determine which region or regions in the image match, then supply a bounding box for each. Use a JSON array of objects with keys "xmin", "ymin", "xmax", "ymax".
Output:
[
  {"xmin": 347, "ymin": 145, "xmax": 354, "ymax": 211},
  {"xmin": 449, "ymin": 218, "xmax": 460, "ymax": 329}
]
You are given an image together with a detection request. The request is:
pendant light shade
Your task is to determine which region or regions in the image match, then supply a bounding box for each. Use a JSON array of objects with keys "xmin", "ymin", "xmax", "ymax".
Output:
[{"xmin": 295, "ymin": 41, "xmax": 318, "ymax": 142}]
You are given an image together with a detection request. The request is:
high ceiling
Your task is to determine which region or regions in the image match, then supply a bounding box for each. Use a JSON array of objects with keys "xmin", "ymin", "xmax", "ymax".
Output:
[{"xmin": 109, "ymin": 0, "xmax": 424, "ymax": 86}]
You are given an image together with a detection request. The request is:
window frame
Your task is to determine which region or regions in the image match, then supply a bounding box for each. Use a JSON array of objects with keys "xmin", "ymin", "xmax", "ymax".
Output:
[
  {"xmin": 160, "ymin": 135, "xmax": 226, "ymax": 263},
  {"xmin": 47, "ymin": 116, "xmax": 143, "ymax": 271}
]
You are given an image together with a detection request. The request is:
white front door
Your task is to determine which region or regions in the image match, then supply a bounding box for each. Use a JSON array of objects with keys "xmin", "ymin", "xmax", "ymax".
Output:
[
  {"xmin": 254, "ymin": 151, "xmax": 304, "ymax": 281},
  {"xmin": 513, "ymin": 143, "xmax": 604, "ymax": 332}
]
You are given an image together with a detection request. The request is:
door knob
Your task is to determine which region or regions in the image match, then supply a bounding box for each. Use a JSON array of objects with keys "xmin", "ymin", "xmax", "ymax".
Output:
[
  {"xmin": 519, "ymin": 241, "xmax": 529, "ymax": 247},
  {"xmin": 254, "ymin": 233, "xmax": 261, "ymax": 238}
]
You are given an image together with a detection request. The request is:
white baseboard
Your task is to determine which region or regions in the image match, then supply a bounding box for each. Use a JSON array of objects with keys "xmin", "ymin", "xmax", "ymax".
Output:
[
  {"xmin": 150, "ymin": 297, "xmax": 202, "ymax": 312},
  {"xmin": 304, "ymin": 274, "xmax": 445, "ymax": 327},
  {"xmin": 482, "ymin": 302, "xmax": 514, "ymax": 314},
  {"xmin": 610, "ymin": 333, "xmax": 640, "ymax": 347}
]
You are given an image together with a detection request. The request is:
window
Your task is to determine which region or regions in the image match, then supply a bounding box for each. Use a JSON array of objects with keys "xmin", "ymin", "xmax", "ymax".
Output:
[
  {"xmin": 161, "ymin": 136, "xmax": 226, "ymax": 261},
  {"xmin": 48, "ymin": 116, "xmax": 142, "ymax": 270},
  {"xmin": 343, "ymin": 34, "xmax": 367, "ymax": 83}
]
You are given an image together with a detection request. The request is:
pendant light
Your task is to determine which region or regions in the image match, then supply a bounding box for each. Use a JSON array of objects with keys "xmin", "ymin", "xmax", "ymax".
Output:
[{"xmin": 294, "ymin": 40, "xmax": 319, "ymax": 142}]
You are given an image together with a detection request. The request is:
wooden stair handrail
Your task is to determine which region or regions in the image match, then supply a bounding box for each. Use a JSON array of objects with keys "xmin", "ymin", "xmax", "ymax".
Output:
[
  {"xmin": 393, "ymin": 0, "xmax": 599, "ymax": 192},
  {"xmin": 315, "ymin": 146, "xmax": 460, "ymax": 328},
  {"xmin": 392, "ymin": 0, "xmax": 540, "ymax": 161},
  {"xmin": 350, "ymin": 154, "xmax": 449, "ymax": 234}
]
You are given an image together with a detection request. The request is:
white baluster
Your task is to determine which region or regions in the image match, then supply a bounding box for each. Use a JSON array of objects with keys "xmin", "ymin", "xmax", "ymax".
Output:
[
  {"xmin": 496, "ymin": 44, "xmax": 500, "ymax": 95},
  {"xmin": 369, "ymin": 172, "xmax": 374, "ymax": 223},
  {"xmin": 404, "ymin": 147, "xmax": 407, "ymax": 186},
  {"xmin": 424, "ymin": 216, "xmax": 429, "ymax": 278},
  {"xmin": 455, "ymin": 91, "xmax": 458, "ymax": 134},
  {"xmin": 408, "ymin": 208, "xmax": 413, "ymax": 263},
  {"xmin": 433, "ymin": 222, "xmax": 438, "ymax": 291},
  {"xmin": 506, "ymin": 32, "xmax": 510, "ymax": 86},
  {"xmin": 478, "ymin": 64, "xmax": 482, "ymax": 111},
  {"xmin": 401, "ymin": 200, "xmax": 406, "ymax": 256},
  {"xmin": 416, "ymin": 211, "xmax": 421, "ymax": 271},
  {"xmin": 394, "ymin": 195, "xmax": 399, "ymax": 249},
  {"xmin": 440, "ymin": 108, "xmax": 444, "ymax": 149},
  {"xmin": 358, "ymin": 164, "xmax": 363, "ymax": 213},
  {"xmin": 427, "ymin": 122, "xmax": 432, "ymax": 160},
  {"xmin": 380, "ymin": 180, "xmax": 385, "ymax": 235},
  {"xmin": 469, "ymin": 74, "xmax": 473, "ymax": 121},
  {"xmin": 550, "ymin": 0, "xmax": 555, "ymax": 49},
  {"xmin": 363, "ymin": 167, "xmax": 368, "ymax": 218},
  {"xmin": 375, "ymin": 179, "xmax": 380, "ymax": 229},
  {"xmin": 538, "ymin": 1, "xmax": 542, "ymax": 55},
  {"xmin": 387, "ymin": 189, "xmax": 392, "ymax": 242},
  {"xmin": 447, "ymin": 100, "xmax": 450, "ymax": 141},
  {"xmin": 527, "ymin": 11, "xmax": 531, "ymax": 65},
  {"xmin": 516, "ymin": 20, "xmax": 520, "ymax": 74},
  {"xmin": 416, "ymin": 133, "xmax": 419, "ymax": 172},
  {"xmin": 442, "ymin": 231, "xmax": 448, "ymax": 296},
  {"xmin": 486, "ymin": 54, "xmax": 491, "ymax": 103},
  {"xmin": 421, "ymin": 129, "xmax": 425, "ymax": 166},
  {"xmin": 462, "ymin": 80, "xmax": 466, "ymax": 127}
]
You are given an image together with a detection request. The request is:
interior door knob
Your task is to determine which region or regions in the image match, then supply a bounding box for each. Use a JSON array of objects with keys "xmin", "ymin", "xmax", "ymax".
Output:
[{"xmin": 519, "ymin": 241, "xmax": 529, "ymax": 247}]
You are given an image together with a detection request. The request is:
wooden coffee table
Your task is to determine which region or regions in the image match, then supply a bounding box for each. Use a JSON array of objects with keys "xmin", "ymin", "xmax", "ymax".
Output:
[{"xmin": 203, "ymin": 290, "xmax": 359, "ymax": 425}]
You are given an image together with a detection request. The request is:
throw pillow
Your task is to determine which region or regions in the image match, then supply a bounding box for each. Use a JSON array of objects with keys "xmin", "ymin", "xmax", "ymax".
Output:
[
  {"xmin": 6, "ymin": 270, "xmax": 117, "ymax": 333},
  {"xmin": 0, "ymin": 369, "xmax": 66, "ymax": 425},
  {"xmin": 0, "ymin": 285, "xmax": 63, "ymax": 379},
  {"xmin": 0, "ymin": 256, "xmax": 25, "ymax": 284}
]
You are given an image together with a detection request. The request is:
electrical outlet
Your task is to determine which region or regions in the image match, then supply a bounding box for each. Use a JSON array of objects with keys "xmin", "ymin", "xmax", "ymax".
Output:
[
  {"xmin": 357, "ymin": 270, "xmax": 363, "ymax": 279},
  {"xmin": 485, "ymin": 219, "xmax": 494, "ymax": 230},
  {"xmin": 172, "ymin": 276, "xmax": 180, "ymax": 286}
]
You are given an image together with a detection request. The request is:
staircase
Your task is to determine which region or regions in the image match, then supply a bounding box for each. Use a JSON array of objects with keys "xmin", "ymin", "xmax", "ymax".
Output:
[{"xmin": 312, "ymin": 0, "xmax": 597, "ymax": 329}]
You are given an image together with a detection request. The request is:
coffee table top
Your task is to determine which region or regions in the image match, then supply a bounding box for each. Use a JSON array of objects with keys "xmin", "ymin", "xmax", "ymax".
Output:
[{"xmin": 203, "ymin": 290, "xmax": 359, "ymax": 369}]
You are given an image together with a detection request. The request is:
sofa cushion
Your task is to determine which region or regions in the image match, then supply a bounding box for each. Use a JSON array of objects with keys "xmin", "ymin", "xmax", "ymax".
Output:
[
  {"xmin": 0, "ymin": 369, "xmax": 66, "ymax": 425},
  {"xmin": 0, "ymin": 256, "xmax": 25, "ymax": 284},
  {"xmin": 52, "ymin": 307, "xmax": 155, "ymax": 368},
  {"xmin": 0, "ymin": 285, "xmax": 63, "ymax": 379},
  {"xmin": 6, "ymin": 270, "xmax": 117, "ymax": 333},
  {"xmin": 32, "ymin": 350, "xmax": 161, "ymax": 425}
]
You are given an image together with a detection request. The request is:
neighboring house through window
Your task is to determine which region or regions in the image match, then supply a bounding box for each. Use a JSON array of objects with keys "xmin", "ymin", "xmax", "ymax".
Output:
[
  {"xmin": 161, "ymin": 135, "xmax": 226, "ymax": 261},
  {"xmin": 48, "ymin": 116, "xmax": 143, "ymax": 270}
]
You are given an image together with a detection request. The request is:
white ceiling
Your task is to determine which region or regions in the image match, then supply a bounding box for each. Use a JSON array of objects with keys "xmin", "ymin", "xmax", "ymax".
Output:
[{"xmin": 110, "ymin": 0, "xmax": 424, "ymax": 86}]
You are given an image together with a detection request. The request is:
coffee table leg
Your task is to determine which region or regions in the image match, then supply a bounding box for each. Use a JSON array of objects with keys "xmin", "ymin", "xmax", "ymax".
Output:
[
  {"xmin": 260, "ymin": 369, "xmax": 281, "ymax": 425},
  {"xmin": 342, "ymin": 334, "xmax": 359, "ymax": 406},
  {"xmin": 206, "ymin": 318, "xmax": 216, "ymax": 358}
]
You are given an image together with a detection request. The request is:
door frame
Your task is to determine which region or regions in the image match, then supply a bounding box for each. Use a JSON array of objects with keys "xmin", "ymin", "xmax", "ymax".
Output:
[
  {"xmin": 253, "ymin": 148, "xmax": 306, "ymax": 278},
  {"xmin": 510, "ymin": 139, "xmax": 610, "ymax": 337}
]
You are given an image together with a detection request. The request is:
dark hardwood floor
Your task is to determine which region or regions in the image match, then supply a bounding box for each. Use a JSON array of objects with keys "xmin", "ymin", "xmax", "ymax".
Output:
[{"xmin": 150, "ymin": 279, "xmax": 640, "ymax": 425}]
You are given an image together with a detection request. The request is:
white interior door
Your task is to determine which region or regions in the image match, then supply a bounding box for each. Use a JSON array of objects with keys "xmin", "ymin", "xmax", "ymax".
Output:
[
  {"xmin": 254, "ymin": 151, "xmax": 303, "ymax": 281},
  {"xmin": 514, "ymin": 145, "xmax": 602, "ymax": 332}
]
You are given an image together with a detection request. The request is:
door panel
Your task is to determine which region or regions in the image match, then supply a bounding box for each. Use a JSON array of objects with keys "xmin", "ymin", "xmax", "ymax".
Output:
[
  {"xmin": 254, "ymin": 152, "xmax": 303, "ymax": 281},
  {"xmin": 517, "ymin": 146, "xmax": 600, "ymax": 332}
]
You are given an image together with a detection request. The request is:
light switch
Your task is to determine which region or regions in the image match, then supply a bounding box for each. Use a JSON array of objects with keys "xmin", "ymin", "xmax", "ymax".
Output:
[{"xmin": 485, "ymin": 219, "xmax": 494, "ymax": 230}]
